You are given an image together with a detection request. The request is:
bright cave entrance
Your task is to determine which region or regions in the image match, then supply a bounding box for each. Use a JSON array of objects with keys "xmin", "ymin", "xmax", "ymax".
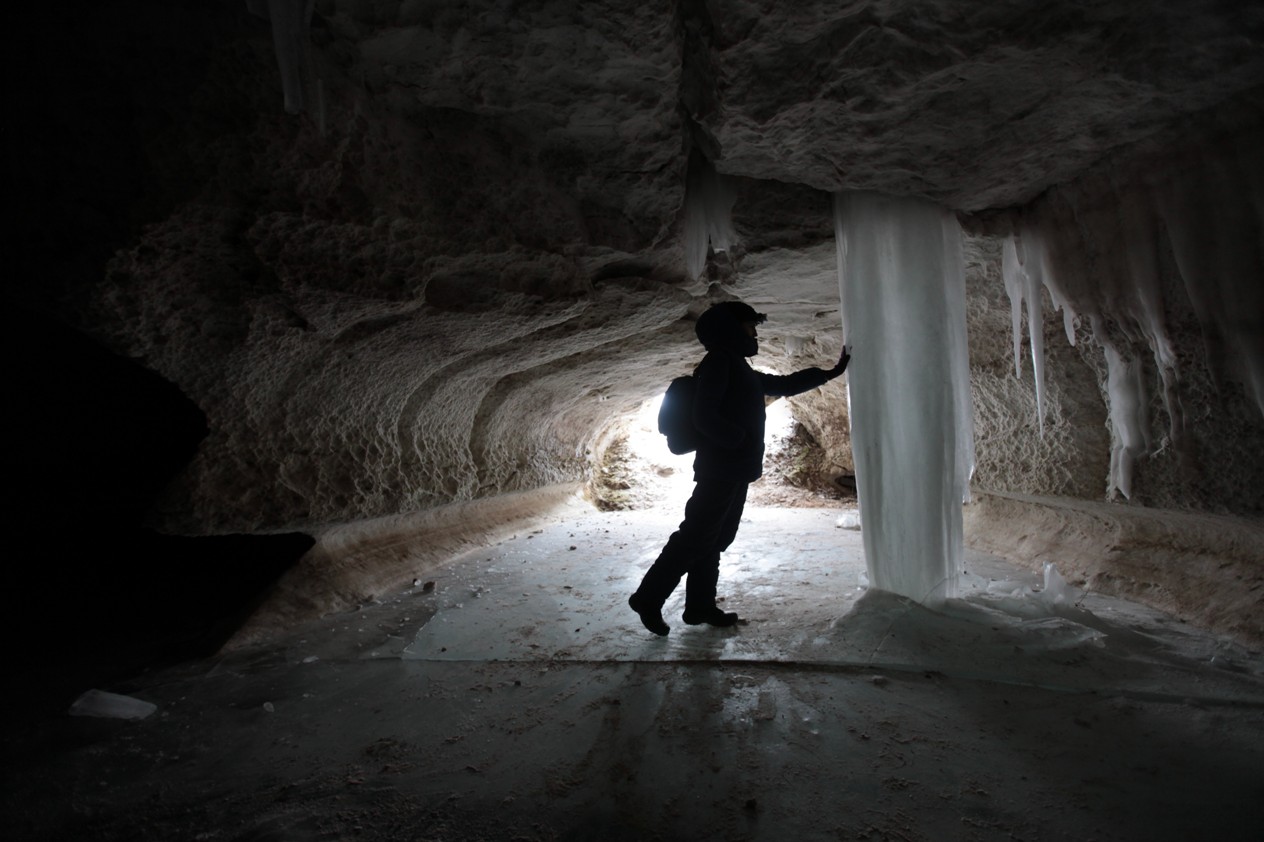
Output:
[{"xmin": 589, "ymin": 394, "xmax": 857, "ymax": 513}]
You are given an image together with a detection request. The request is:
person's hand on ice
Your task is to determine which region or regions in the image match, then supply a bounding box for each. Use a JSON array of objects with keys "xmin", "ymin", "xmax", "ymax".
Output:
[{"xmin": 827, "ymin": 345, "xmax": 851, "ymax": 379}]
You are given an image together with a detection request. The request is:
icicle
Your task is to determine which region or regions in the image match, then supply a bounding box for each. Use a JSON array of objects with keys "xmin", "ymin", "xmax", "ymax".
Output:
[
  {"xmin": 1001, "ymin": 236, "xmax": 1024, "ymax": 379},
  {"xmin": 1104, "ymin": 345, "xmax": 1149, "ymax": 499},
  {"xmin": 1060, "ymin": 301, "xmax": 1076, "ymax": 345},
  {"xmin": 1156, "ymin": 141, "xmax": 1264, "ymax": 419},
  {"xmin": 1017, "ymin": 230, "xmax": 1048, "ymax": 436},
  {"xmin": 683, "ymin": 152, "xmax": 737, "ymax": 279},
  {"xmin": 1002, "ymin": 230, "xmax": 1051, "ymax": 436},
  {"xmin": 834, "ymin": 191, "xmax": 974, "ymax": 604},
  {"xmin": 248, "ymin": 0, "xmax": 315, "ymax": 115},
  {"xmin": 1117, "ymin": 187, "xmax": 1186, "ymax": 450},
  {"xmin": 1027, "ymin": 197, "xmax": 1085, "ymax": 349}
]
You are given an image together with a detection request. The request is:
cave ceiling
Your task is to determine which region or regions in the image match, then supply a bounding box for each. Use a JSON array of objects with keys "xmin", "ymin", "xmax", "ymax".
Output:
[
  {"xmin": 283, "ymin": 0, "xmax": 1264, "ymax": 347},
  {"xmin": 324, "ymin": 0, "xmax": 1264, "ymax": 212}
]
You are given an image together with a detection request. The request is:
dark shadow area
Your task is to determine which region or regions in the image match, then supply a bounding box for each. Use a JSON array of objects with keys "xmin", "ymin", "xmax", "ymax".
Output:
[
  {"xmin": 3, "ymin": 307, "xmax": 312, "ymax": 716},
  {"xmin": 7, "ymin": 1, "xmax": 271, "ymax": 311}
]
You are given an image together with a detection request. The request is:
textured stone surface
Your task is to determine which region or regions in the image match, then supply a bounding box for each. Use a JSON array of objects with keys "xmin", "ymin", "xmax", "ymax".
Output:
[
  {"xmin": 7, "ymin": 1, "xmax": 1263, "ymax": 637},
  {"xmin": 965, "ymin": 492, "xmax": 1264, "ymax": 645},
  {"xmin": 691, "ymin": 0, "xmax": 1264, "ymax": 209}
]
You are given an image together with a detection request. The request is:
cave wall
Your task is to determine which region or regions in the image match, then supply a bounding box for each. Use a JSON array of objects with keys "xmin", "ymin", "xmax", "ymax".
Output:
[
  {"xmin": 24, "ymin": 0, "xmax": 701, "ymax": 532},
  {"xmin": 8, "ymin": 0, "xmax": 1264, "ymax": 542}
]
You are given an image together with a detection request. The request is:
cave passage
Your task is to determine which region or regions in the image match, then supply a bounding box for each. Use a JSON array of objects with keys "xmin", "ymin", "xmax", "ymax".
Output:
[
  {"xmin": 594, "ymin": 391, "xmax": 812, "ymax": 512},
  {"xmin": 6, "ymin": 1, "xmax": 1264, "ymax": 837}
]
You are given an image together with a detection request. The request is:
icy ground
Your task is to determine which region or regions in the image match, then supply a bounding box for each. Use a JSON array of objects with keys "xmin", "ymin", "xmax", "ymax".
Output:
[{"xmin": 4, "ymin": 503, "xmax": 1263, "ymax": 841}]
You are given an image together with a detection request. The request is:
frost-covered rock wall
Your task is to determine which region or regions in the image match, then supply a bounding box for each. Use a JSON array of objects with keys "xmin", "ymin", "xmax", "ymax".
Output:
[
  {"xmin": 964, "ymin": 235, "xmax": 1112, "ymax": 500},
  {"xmin": 11, "ymin": 0, "xmax": 1263, "ymax": 540},
  {"xmin": 93, "ymin": 201, "xmax": 704, "ymax": 531}
]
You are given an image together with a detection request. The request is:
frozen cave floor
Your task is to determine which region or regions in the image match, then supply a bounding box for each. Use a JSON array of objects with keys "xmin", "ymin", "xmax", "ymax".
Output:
[{"xmin": 4, "ymin": 502, "xmax": 1263, "ymax": 841}]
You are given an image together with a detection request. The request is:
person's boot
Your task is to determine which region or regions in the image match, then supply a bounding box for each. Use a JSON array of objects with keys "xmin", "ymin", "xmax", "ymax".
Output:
[
  {"xmin": 682, "ymin": 605, "xmax": 739, "ymax": 627},
  {"xmin": 628, "ymin": 593, "xmax": 669, "ymax": 636}
]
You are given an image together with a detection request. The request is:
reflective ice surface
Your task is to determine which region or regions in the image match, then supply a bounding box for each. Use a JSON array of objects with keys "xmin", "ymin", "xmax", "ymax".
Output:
[{"xmin": 398, "ymin": 506, "xmax": 1264, "ymax": 706}]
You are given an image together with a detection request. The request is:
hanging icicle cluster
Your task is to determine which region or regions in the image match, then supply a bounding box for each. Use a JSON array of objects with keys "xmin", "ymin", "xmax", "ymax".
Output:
[{"xmin": 1000, "ymin": 130, "xmax": 1264, "ymax": 500}]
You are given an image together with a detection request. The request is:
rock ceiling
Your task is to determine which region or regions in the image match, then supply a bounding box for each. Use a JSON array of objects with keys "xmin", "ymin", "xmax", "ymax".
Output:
[{"xmin": 318, "ymin": 0, "xmax": 1264, "ymax": 210}]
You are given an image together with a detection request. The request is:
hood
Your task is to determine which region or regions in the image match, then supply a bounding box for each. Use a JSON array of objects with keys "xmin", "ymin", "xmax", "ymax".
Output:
[{"xmin": 695, "ymin": 301, "xmax": 766, "ymax": 357}]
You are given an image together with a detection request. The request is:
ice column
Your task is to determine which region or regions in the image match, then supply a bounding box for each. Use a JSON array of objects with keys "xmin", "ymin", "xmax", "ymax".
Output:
[
  {"xmin": 683, "ymin": 153, "xmax": 737, "ymax": 279},
  {"xmin": 834, "ymin": 192, "xmax": 975, "ymax": 603}
]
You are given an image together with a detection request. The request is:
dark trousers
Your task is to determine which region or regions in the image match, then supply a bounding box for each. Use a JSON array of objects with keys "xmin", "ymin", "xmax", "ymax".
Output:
[{"xmin": 634, "ymin": 479, "xmax": 749, "ymax": 610}]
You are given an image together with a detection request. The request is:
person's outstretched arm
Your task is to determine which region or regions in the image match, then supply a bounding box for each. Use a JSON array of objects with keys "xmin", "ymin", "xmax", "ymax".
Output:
[{"xmin": 759, "ymin": 346, "xmax": 850, "ymax": 397}]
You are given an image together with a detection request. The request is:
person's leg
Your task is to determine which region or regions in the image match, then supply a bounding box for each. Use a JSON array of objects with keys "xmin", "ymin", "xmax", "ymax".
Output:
[
  {"xmin": 630, "ymin": 480, "xmax": 741, "ymax": 633},
  {"xmin": 683, "ymin": 481, "xmax": 748, "ymax": 611}
]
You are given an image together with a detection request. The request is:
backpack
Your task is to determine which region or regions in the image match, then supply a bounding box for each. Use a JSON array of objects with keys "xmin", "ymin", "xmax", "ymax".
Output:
[{"xmin": 658, "ymin": 374, "xmax": 701, "ymax": 454}]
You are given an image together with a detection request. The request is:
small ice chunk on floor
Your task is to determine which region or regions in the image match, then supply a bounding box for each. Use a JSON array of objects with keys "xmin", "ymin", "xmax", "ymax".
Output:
[
  {"xmin": 1039, "ymin": 562, "xmax": 1080, "ymax": 606},
  {"xmin": 835, "ymin": 512, "xmax": 861, "ymax": 530},
  {"xmin": 69, "ymin": 689, "xmax": 157, "ymax": 720}
]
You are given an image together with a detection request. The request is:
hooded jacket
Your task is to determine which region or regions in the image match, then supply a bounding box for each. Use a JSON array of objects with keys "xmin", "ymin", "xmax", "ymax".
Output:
[{"xmin": 691, "ymin": 302, "xmax": 833, "ymax": 483}]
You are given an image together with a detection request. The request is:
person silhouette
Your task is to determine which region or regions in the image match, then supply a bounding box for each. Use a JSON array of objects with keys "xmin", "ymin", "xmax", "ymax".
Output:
[{"xmin": 628, "ymin": 300, "xmax": 850, "ymax": 634}]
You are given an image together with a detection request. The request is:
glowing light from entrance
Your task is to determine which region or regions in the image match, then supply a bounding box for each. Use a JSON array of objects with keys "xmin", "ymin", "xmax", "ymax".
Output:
[
  {"xmin": 623, "ymin": 392, "xmax": 801, "ymax": 508},
  {"xmin": 764, "ymin": 396, "xmax": 797, "ymax": 444},
  {"xmin": 625, "ymin": 394, "xmax": 694, "ymax": 506}
]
